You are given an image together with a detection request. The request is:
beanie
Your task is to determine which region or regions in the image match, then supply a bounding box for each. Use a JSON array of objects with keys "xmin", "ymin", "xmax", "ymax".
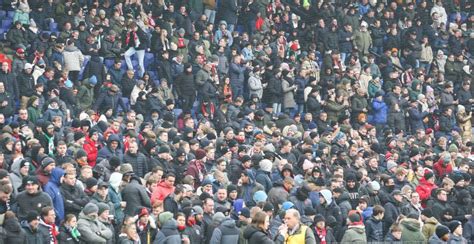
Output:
[
  {"xmin": 447, "ymin": 220, "xmax": 462, "ymax": 233},
  {"xmin": 421, "ymin": 209, "xmax": 433, "ymax": 218},
  {"xmin": 26, "ymin": 211, "xmax": 39, "ymax": 223},
  {"xmin": 435, "ymin": 225, "xmax": 450, "ymax": 238},
  {"xmin": 253, "ymin": 190, "xmax": 267, "ymax": 203},
  {"xmin": 212, "ymin": 212, "xmax": 225, "ymax": 223},
  {"xmin": 97, "ymin": 202, "xmax": 110, "ymax": 215},
  {"xmin": 109, "ymin": 156, "xmax": 121, "ymax": 168},
  {"xmin": 74, "ymin": 131, "xmax": 85, "ymax": 141},
  {"xmin": 387, "ymin": 161, "xmax": 398, "ymax": 171},
  {"xmin": 41, "ymin": 157, "xmax": 55, "ymax": 168},
  {"xmin": 83, "ymin": 203, "xmax": 99, "ymax": 215},
  {"xmin": 158, "ymin": 212, "xmax": 174, "ymax": 226},
  {"xmin": 424, "ymin": 169, "xmax": 434, "ymax": 180},
  {"xmin": 348, "ymin": 212, "xmax": 361, "ymax": 223},
  {"xmin": 227, "ymin": 184, "xmax": 238, "ymax": 193},
  {"xmin": 259, "ymin": 159, "xmax": 273, "ymax": 172},
  {"xmin": 75, "ymin": 149, "xmax": 87, "ymax": 159},
  {"xmin": 195, "ymin": 149, "xmax": 207, "ymax": 160},
  {"xmin": 450, "ymin": 173, "xmax": 464, "ymax": 185},
  {"xmin": 448, "ymin": 144, "xmax": 459, "ymax": 153}
]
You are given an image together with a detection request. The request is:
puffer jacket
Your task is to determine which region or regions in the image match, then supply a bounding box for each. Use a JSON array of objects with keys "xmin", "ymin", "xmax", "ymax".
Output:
[
  {"xmin": 210, "ymin": 217, "xmax": 240, "ymax": 244},
  {"xmin": 63, "ymin": 45, "xmax": 84, "ymax": 72},
  {"xmin": 151, "ymin": 181, "xmax": 175, "ymax": 203},
  {"xmin": 123, "ymin": 151, "xmax": 148, "ymax": 178},
  {"xmin": 422, "ymin": 217, "xmax": 438, "ymax": 240},
  {"xmin": 243, "ymin": 225, "xmax": 273, "ymax": 244},
  {"xmin": 371, "ymin": 99, "xmax": 388, "ymax": 125},
  {"xmin": 21, "ymin": 220, "xmax": 44, "ymax": 244},
  {"xmin": 97, "ymin": 134, "xmax": 124, "ymax": 162},
  {"xmin": 43, "ymin": 167, "xmax": 65, "ymax": 225},
  {"xmin": 153, "ymin": 219, "xmax": 181, "ymax": 244},
  {"xmin": 365, "ymin": 216, "xmax": 384, "ymax": 242},
  {"xmin": 3, "ymin": 217, "xmax": 27, "ymax": 243},
  {"xmin": 60, "ymin": 183, "xmax": 90, "ymax": 216},
  {"xmin": 77, "ymin": 212, "xmax": 113, "ymax": 243},
  {"xmin": 341, "ymin": 225, "xmax": 367, "ymax": 243}
]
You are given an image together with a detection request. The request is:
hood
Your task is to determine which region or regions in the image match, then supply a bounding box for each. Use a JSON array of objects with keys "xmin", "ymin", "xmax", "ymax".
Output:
[
  {"xmin": 243, "ymin": 225, "xmax": 260, "ymax": 239},
  {"xmin": 348, "ymin": 225, "xmax": 366, "ymax": 234},
  {"xmin": 10, "ymin": 157, "xmax": 22, "ymax": 175},
  {"xmin": 49, "ymin": 167, "xmax": 65, "ymax": 185},
  {"xmin": 411, "ymin": 79, "xmax": 421, "ymax": 90},
  {"xmin": 425, "ymin": 217, "xmax": 439, "ymax": 225},
  {"xmin": 162, "ymin": 218, "xmax": 178, "ymax": 230},
  {"xmin": 79, "ymin": 212, "xmax": 97, "ymax": 221},
  {"xmin": 157, "ymin": 180, "xmax": 173, "ymax": 190},
  {"xmin": 221, "ymin": 218, "xmax": 236, "ymax": 228},
  {"xmin": 320, "ymin": 189, "xmax": 333, "ymax": 205},
  {"xmin": 65, "ymin": 45, "xmax": 80, "ymax": 52},
  {"xmin": 4, "ymin": 217, "xmax": 21, "ymax": 232},
  {"xmin": 401, "ymin": 218, "xmax": 421, "ymax": 232},
  {"xmin": 109, "ymin": 172, "xmax": 123, "ymax": 192},
  {"xmin": 336, "ymin": 191, "xmax": 351, "ymax": 203},
  {"xmin": 108, "ymin": 134, "xmax": 120, "ymax": 144}
]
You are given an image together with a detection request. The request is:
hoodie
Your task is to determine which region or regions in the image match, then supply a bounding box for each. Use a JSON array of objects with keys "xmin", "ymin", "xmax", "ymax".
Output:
[
  {"xmin": 210, "ymin": 217, "xmax": 241, "ymax": 244},
  {"xmin": 43, "ymin": 167, "xmax": 65, "ymax": 225},
  {"xmin": 341, "ymin": 224, "xmax": 367, "ymax": 243},
  {"xmin": 400, "ymin": 218, "xmax": 426, "ymax": 244},
  {"xmin": 154, "ymin": 219, "xmax": 181, "ymax": 244},
  {"xmin": 9, "ymin": 158, "xmax": 26, "ymax": 195}
]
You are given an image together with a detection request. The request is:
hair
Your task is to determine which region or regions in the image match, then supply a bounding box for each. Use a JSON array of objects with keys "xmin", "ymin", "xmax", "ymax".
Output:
[
  {"xmin": 152, "ymin": 200, "xmax": 163, "ymax": 209},
  {"xmin": 146, "ymin": 176, "xmax": 160, "ymax": 186},
  {"xmin": 251, "ymin": 211, "xmax": 268, "ymax": 230},
  {"xmin": 286, "ymin": 209, "xmax": 300, "ymax": 220},
  {"xmin": 174, "ymin": 184, "xmax": 185, "ymax": 195},
  {"xmin": 121, "ymin": 224, "xmax": 136, "ymax": 236},
  {"xmin": 390, "ymin": 223, "xmax": 402, "ymax": 232},
  {"xmin": 373, "ymin": 205, "xmax": 385, "ymax": 216},
  {"xmin": 165, "ymin": 172, "xmax": 176, "ymax": 179},
  {"xmin": 0, "ymin": 181, "xmax": 13, "ymax": 194},
  {"xmin": 41, "ymin": 206, "xmax": 54, "ymax": 218},
  {"xmin": 64, "ymin": 214, "xmax": 76, "ymax": 224}
]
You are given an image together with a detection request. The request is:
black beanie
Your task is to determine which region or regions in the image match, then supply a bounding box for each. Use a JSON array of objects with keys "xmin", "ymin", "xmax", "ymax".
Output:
[{"xmin": 435, "ymin": 225, "xmax": 450, "ymax": 238}]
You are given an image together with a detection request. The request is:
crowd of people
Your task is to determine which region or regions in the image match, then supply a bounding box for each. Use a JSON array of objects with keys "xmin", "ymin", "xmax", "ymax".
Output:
[{"xmin": 0, "ymin": 0, "xmax": 472, "ymax": 243}]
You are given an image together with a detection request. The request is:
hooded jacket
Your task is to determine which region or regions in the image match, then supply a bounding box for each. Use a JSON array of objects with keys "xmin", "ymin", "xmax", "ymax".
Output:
[
  {"xmin": 97, "ymin": 134, "xmax": 124, "ymax": 162},
  {"xmin": 341, "ymin": 224, "xmax": 367, "ymax": 243},
  {"xmin": 152, "ymin": 181, "xmax": 175, "ymax": 203},
  {"xmin": 243, "ymin": 225, "xmax": 273, "ymax": 244},
  {"xmin": 63, "ymin": 45, "xmax": 84, "ymax": 72},
  {"xmin": 9, "ymin": 158, "xmax": 26, "ymax": 195},
  {"xmin": 21, "ymin": 220, "xmax": 45, "ymax": 244},
  {"xmin": 44, "ymin": 167, "xmax": 65, "ymax": 225},
  {"xmin": 365, "ymin": 216, "xmax": 384, "ymax": 242},
  {"xmin": 3, "ymin": 217, "xmax": 27, "ymax": 243},
  {"xmin": 153, "ymin": 219, "xmax": 181, "ymax": 244},
  {"xmin": 400, "ymin": 218, "xmax": 426, "ymax": 244},
  {"xmin": 316, "ymin": 190, "xmax": 343, "ymax": 231},
  {"xmin": 210, "ymin": 217, "xmax": 240, "ymax": 244}
]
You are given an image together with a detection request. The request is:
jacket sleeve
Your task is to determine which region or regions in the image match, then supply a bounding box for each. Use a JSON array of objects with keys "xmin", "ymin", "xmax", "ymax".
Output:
[
  {"xmin": 77, "ymin": 221, "xmax": 106, "ymax": 243},
  {"xmin": 99, "ymin": 221, "xmax": 114, "ymax": 240},
  {"xmin": 305, "ymin": 227, "xmax": 317, "ymax": 244},
  {"xmin": 209, "ymin": 227, "xmax": 222, "ymax": 244},
  {"xmin": 140, "ymin": 187, "xmax": 152, "ymax": 208}
]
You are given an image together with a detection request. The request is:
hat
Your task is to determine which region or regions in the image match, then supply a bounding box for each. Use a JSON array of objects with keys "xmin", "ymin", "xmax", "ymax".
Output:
[
  {"xmin": 212, "ymin": 212, "xmax": 226, "ymax": 223},
  {"xmin": 20, "ymin": 159, "xmax": 31, "ymax": 169},
  {"xmin": 26, "ymin": 211, "xmax": 39, "ymax": 223},
  {"xmin": 158, "ymin": 146, "xmax": 170, "ymax": 154},
  {"xmin": 449, "ymin": 144, "xmax": 459, "ymax": 153},
  {"xmin": 177, "ymin": 28, "xmax": 185, "ymax": 35},
  {"xmin": 391, "ymin": 190, "xmax": 402, "ymax": 196},
  {"xmin": 424, "ymin": 169, "xmax": 434, "ymax": 180},
  {"xmin": 227, "ymin": 184, "xmax": 238, "ymax": 193},
  {"xmin": 253, "ymin": 190, "xmax": 267, "ymax": 203},
  {"xmin": 192, "ymin": 206, "xmax": 204, "ymax": 215},
  {"xmin": 304, "ymin": 206, "xmax": 316, "ymax": 216},
  {"xmin": 97, "ymin": 202, "xmax": 110, "ymax": 215},
  {"xmin": 238, "ymin": 207, "xmax": 251, "ymax": 218},
  {"xmin": 368, "ymin": 181, "xmax": 380, "ymax": 191},
  {"xmin": 138, "ymin": 207, "xmax": 149, "ymax": 218},
  {"xmin": 109, "ymin": 156, "xmax": 121, "ymax": 168},
  {"xmin": 201, "ymin": 177, "xmax": 212, "ymax": 187},
  {"xmin": 166, "ymin": 99, "xmax": 174, "ymax": 106},
  {"xmin": 450, "ymin": 173, "xmax": 464, "ymax": 184},
  {"xmin": 85, "ymin": 177, "xmax": 98, "ymax": 189},
  {"xmin": 263, "ymin": 202, "xmax": 274, "ymax": 212},
  {"xmin": 24, "ymin": 63, "xmax": 33, "ymax": 70},
  {"xmin": 119, "ymin": 163, "xmax": 133, "ymax": 174},
  {"xmin": 447, "ymin": 220, "xmax": 462, "ymax": 233},
  {"xmin": 421, "ymin": 209, "xmax": 433, "ymax": 218},
  {"xmin": 75, "ymin": 149, "xmax": 87, "ymax": 159},
  {"xmin": 73, "ymin": 131, "xmax": 85, "ymax": 141},
  {"xmin": 175, "ymin": 148, "xmax": 186, "ymax": 157},
  {"xmin": 97, "ymin": 181, "xmax": 108, "ymax": 189},
  {"xmin": 348, "ymin": 212, "xmax": 361, "ymax": 223},
  {"xmin": 436, "ymin": 225, "xmax": 450, "ymax": 238},
  {"xmin": 16, "ymin": 48, "xmax": 25, "ymax": 54},
  {"xmin": 195, "ymin": 149, "xmax": 207, "ymax": 160},
  {"xmin": 409, "ymin": 148, "xmax": 420, "ymax": 158},
  {"xmin": 387, "ymin": 161, "xmax": 398, "ymax": 171},
  {"xmin": 23, "ymin": 176, "xmax": 39, "ymax": 185},
  {"xmin": 281, "ymin": 201, "xmax": 294, "ymax": 211},
  {"xmin": 83, "ymin": 203, "xmax": 99, "ymax": 215},
  {"xmin": 158, "ymin": 212, "xmax": 174, "ymax": 226},
  {"xmin": 99, "ymin": 9, "xmax": 106, "ymax": 15},
  {"xmin": 259, "ymin": 159, "xmax": 273, "ymax": 173},
  {"xmin": 41, "ymin": 157, "xmax": 55, "ymax": 168}
]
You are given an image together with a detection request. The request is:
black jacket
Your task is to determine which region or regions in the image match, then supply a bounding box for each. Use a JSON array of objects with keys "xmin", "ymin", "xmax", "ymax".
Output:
[
  {"xmin": 57, "ymin": 225, "xmax": 80, "ymax": 244},
  {"xmin": 60, "ymin": 184, "xmax": 90, "ymax": 216},
  {"xmin": 17, "ymin": 71, "xmax": 35, "ymax": 97},
  {"xmin": 123, "ymin": 151, "xmax": 149, "ymax": 179},
  {"xmin": 3, "ymin": 217, "xmax": 27, "ymax": 243},
  {"xmin": 365, "ymin": 216, "xmax": 384, "ymax": 242},
  {"xmin": 121, "ymin": 177, "xmax": 151, "ymax": 216}
]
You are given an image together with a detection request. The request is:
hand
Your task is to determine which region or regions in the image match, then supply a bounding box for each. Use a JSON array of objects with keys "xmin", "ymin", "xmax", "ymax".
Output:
[
  {"xmin": 182, "ymin": 237, "xmax": 190, "ymax": 244},
  {"xmin": 278, "ymin": 224, "xmax": 288, "ymax": 236},
  {"xmin": 120, "ymin": 202, "xmax": 127, "ymax": 208}
]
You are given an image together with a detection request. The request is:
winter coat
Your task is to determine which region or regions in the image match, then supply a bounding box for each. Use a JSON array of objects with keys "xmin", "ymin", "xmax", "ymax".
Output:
[
  {"xmin": 77, "ymin": 212, "xmax": 113, "ymax": 243},
  {"xmin": 422, "ymin": 217, "xmax": 439, "ymax": 240},
  {"xmin": 324, "ymin": 100, "xmax": 345, "ymax": 123},
  {"xmin": 9, "ymin": 159, "xmax": 25, "ymax": 196},
  {"xmin": 7, "ymin": 28, "xmax": 27, "ymax": 46},
  {"xmin": 57, "ymin": 225, "xmax": 81, "ymax": 244},
  {"xmin": 153, "ymin": 219, "xmax": 181, "ymax": 244},
  {"xmin": 315, "ymin": 199, "xmax": 343, "ymax": 232},
  {"xmin": 17, "ymin": 71, "xmax": 35, "ymax": 97},
  {"xmin": 229, "ymin": 62, "xmax": 246, "ymax": 88},
  {"xmin": 16, "ymin": 190, "xmax": 52, "ymax": 221},
  {"xmin": 365, "ymin": 217, "xmax": 384, "ymax": 242},
  {"xmin": 97, "ymin": 135, "xmax": 124, "ymax": 162},
  {"xmin": 341, "ymin": 225, "xmax": 366, "ymax": 244},
  {"xmin": 351, "ymin": 94, "xmax": 368, "ymax": 118},
  {"xmin": 371, "ymin": 99, "xmax": 388, "ymax": 125},
  {"xmin": 60, "ymin": 183, "xmax": 90, "ymax": 216},
  {"xmin": 306, "ymin": 95, "xmax": 322, "ymax": 117},
  {"xmin": 248, "ymin": 74, "xmax": 263, "ymax": 99},
  {"xmin": 447, "ymin": 234, "xmax": 467, "ymax": 244},
  {"xmin": 243, "ymin": 225, "xmax": 273, "ymax": 244},
  {"xmin": 464, "ymin": 217, "xmax": 474, "ymax": 242},
  {"xmin": 383, "ymin": 196, "xmax": 402, "ymax": 235},
  {"xmin": 400, "ymin": 219, "xmax": 426, "ymax": 244},
  {"xmin": 416, "ymin": 178, "xmax": 437, "ymax": 204},
  {"xmin": 219, "ymin": 1, "xmax": 238, "ymax": 25},
  {"xmin": 83, "ymin": 137, "xmax": 98, "ymax": 167},
  {"xmin": 3, "ymin": 217, "xmax": 27, "ymax": 243},
  {"xmin": 63, "ymin": 46, "xmax": 84, "ymax": 72},
  {"xmin": 457, "ymin": 111, "xmax": 472, "ymax": 142},
  {"xmin": 338, "ymin": 29, "xmax": 353, "ymax": 53},
  {"xmin": 262, "ymin": 75, "xmax": 282, "ymax": 104},
  {"xmin": 123, "ymin": 151, "xmax": 148, "ymax": 179},
  {"xmin": 151, "ymin": 181, "xmax": 175, "ymax": 203},
  {"xmin": 210, "ymin": 218, "xmax": 240, "ymax": 244},
  {"xmin": 21, "ymin": 221, "xmax": 45, "ymax": 244},
  {"xmin": 121, "ymin": 177, "xmax": 151, "ymax": 216},
  {"xmin": 0, "ymin": 71, "xmax": 18, "ymax": 99},
  {"xmin": 255, "ymin": 169, "xmax": 272, "ymax": 193},
  {"xmin": 408, "ymin": 105, "xmax": 429, "ymax": 133},
  {"xmin": 282, "ymin": 78, "xmax": 297, "ymax": 109},
  {"xmin": 324, "ymin": 31, "xmax": 339, "ymax": 51},
  {"xmin": 43, "ymin": 168, "xmax": 65, "ymax": 225}
]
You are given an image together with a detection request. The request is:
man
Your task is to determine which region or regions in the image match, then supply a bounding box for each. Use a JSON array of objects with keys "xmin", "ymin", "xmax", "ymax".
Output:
[
  {"xmin": 43, "ymin": 167, "xmax": 65, "ymax": 225},
  {"xmin": 275, "ymin": 209, "xmax": 316, "ymax": 244},
  {"xmin": 121, "ymin": 172, "xmax": 151, "ymax": 216},
  {"xmin": 315, "ymin": 189, "xmax": 343, "ymax": 235},
  {"xmin": 97, "ymin": 134, "xmax": 124, "ymax": 162},
  {"xmin": 214, "ymin": 187, "xmax": 231, "ymax": 212},
  {"xmin": 77, "ymin": 202, "xmax": 114, "ymax": 243},
  {"xmin": 365, "ymin": 205, "xmax": 384, "ymax": 242},
  {"xmin": 238, "ymin": 170, "xmax": 264, "ymax": 208},
  {"xmin": 122, "ymin": 22, "xmax": 147, "ymax": 77},
  {"xmin": 123, "ymin": 141, "xmax": 148, "ymax": 178},
  {"xmin": 60, "ymin": 171, "xmax": 89, "ymax": 216},
  {"xmin": 38, "ymin": 206, "xmax": 58, "ymax": 243},
  {"xmin": 383, "ymin": 190, "xmax": 404, "ymax": 235},
  {"xmin": 341, "ymin": 212, "xmax": 367, "ymax": 243},
  {"xmin": 152, "ymin": 173, "xmax": 176, "ymax": 203},
  {"xmin": 202, "ymin": 197, "xmax": 215, "ymax": 244},
  {"xmin": 401, "ymin": 191, "xmax": 422, "ymax": 216},
  {"xmin": 36, "ymin": 157, "xmax": 56, "ymax": 186},
  {"xmin": 432, "ymin": 188, "xmax": 451, "ymax": 221},
  {"xmin": 90, "ymin": 182, "xmax": 115, "ymax": 217},
  {"xmin": 163, "ymin": 185, "xmax": 185, "ymax": 217},
  {"xmin": 9, "ymin": 158, "xmax": 29, "ymax": 196},
  {"xmin": 17, "ymin": 63, "xmax": 35, "ymax": 108},
  {"xmin": 97, "ymin": 202, "xmax": 116, "ymax": 244},
  {"xmin": 0, "ymin": 82, "xmax": 15, "ymax": 119},
  {"xmin": 447, "ymin": 220, "xmax": 467, "ymax": 243},
  {"xmin": 210, "ymin": 215, "xmax": 240, "ymax": 243},
  {"xmin": 16, "ymin": 176, "xmax": 53, "ymax": 221},
  {"xmin": 21, "ymin": 211, "xmax": 43, "ymax": 243}
]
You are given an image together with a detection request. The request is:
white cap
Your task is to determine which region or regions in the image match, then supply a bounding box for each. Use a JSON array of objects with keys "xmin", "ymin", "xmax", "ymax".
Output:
[{"xmin": 24, "ymin": 63, "xmax": 33, "ymax": 70}]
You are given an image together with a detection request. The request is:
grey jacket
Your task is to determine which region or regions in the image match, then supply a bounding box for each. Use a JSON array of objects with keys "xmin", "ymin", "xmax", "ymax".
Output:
[
  {"xmin": 210, "ymin": 218, "xmax": 240, "ymax": 244},
  {"xmin": 77, "ymin": 212, "xmax": 113, "ymax": 243}
]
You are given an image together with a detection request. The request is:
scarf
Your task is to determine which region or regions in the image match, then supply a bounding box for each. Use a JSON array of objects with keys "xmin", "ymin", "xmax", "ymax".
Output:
[
  {"xmin": 40, "ymin": 219, "xmax": 58, "ymax": 244},
  {"xmin": 126, "ymin": 31, "xmax": 140, "ymax": 48},
  {"xmin": 43, "ymin": 132, "xmax": 55, "ymax": 157},
  {"xmin": 315, "ymin": 227, "xmax": 327, "ymax": 244}
]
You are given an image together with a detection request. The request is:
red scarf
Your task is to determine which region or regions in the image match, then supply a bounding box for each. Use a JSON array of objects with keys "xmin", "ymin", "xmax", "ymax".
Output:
[
  {"xmin": 315, "ymin": 227, "xmax": 327, "ymax": 244},
  {"xmin": 126, "ymin": 31, "xmax": 139, "ymax": 48}
]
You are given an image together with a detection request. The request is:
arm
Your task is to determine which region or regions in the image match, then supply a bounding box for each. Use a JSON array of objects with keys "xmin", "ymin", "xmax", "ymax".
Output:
[
  {"xmin": 209, "ymin": 228, "xmax": 222, "ymax": 244},
  {"xmin": 305, "ymin": 227, "xmax": 317, "ymax": 244},
  {"xmin": 77, "ymin": 221, "xmax": 106, "ymax": 243}
]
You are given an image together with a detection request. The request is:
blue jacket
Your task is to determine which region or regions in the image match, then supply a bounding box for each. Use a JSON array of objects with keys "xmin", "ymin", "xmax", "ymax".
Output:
[
  {"xmin": 408, "ymin": 106, "xmax": 428, "ymax": 133},
  {"xmin": 44, "ymin": 168, "xmax": 65, "ymax": 225},
  {"xmin": 371, "ymin": 99, "xmax": 388, "ymax": 124},
  {"xmin": 97, "ymin": 134, "xmax": 124, "ymax": 162}
]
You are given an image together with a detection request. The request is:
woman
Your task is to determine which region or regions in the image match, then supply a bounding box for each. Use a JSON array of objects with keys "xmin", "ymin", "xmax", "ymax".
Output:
[
  {"xmin": 243, "ymin": 211, "xmax": 274, "ymax": 243},
  {"xmin": 220, "ymin": 76, "xmax": 233, "ymax": 104},
  {"xmin": 118, "ymin": 224, "xmax": 141, "ymax": 244},
  {"xmin": 456, "ymin": 105, "xmax": 472, "ymax": 143},
  {"xmin": 58, "ymin": 214, "xmax": 81, "ymax": 243},
  {"xmin": 312, "ymin": 214, "xmax": 336, "ymax": 244}
]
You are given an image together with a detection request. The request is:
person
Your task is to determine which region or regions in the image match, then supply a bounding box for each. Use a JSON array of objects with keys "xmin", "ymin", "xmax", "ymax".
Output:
[
  {"xmin": 400, "ymin": 214, "xmax": 426, "ymax": 244},
  {"xmin": 311, "ymin": 214, "xmax": 336, "ymax": 244},
  {"xmin": 60, "ymin": 171, "xmax": 90, "ymax": 216},
  {"xmin": 341, "ymin": 212, "xmax": 366, "ymax": 244},
  {"xmin": 121, "ymin": 173, "xmax": 151, "ymax": 216},
  {"xmin": 118, "ymin": 224, "xmax": 141, "ymax": 244},
  {"xmin": 57, "ymin": 214, "xmax": 81, "ymax": 243},
  {"xmin": 447, "ymin": 220, "xmax": 467, "ymax": 243},
  {"xmin": 429, "ymin": 224, "xmax": 450, "ymax": 244},
  {"xmin": 153, "ymin": 211, "xmax": 183, "ymax": 244},
  {"xmin": 43, "ymin": 167, "xmax": 65, "ymax": 225},
  {"xmin": 77, "ymin": 202, "xmax": 114, "ymax": 243},
  {"xmin": 38, "ymin": 206, "xmax": 58, "ymax": 243},
  {"xmin": 275, "ymin": 209, "xmax": 316, "ymax": 244},
  {"xmin": 16, "ymin": 176, "xmax": 53, "ymax": 221},
  {"xmin": 243, "ymin": 211, "xmax": 273, "ymax": 243},
  {"xmin": 122, "ymin": 22, "xmax": 147, "ymax": 77},
  {"xmin": 365, "ymin": 205, "xmax": 384, "ymax": 242},
  {"xmin": 21, "ymin": 211, "xmax": 44, "ymax": 244}
]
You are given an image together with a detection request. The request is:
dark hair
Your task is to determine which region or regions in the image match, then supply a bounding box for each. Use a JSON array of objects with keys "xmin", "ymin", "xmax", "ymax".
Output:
[
  {"xmin": 251, "ymin": 211, "xmax": 267, "ymax": 230},
  {"xmin": 373, "ymin": 205, "xmax": 385, "ymax": 216},
  {"xmin": 41, "ymin": 206, "xmax": 54, "ymax": 218}
]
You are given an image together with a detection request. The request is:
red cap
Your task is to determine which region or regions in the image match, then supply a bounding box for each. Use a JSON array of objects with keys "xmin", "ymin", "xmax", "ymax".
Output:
[
  {"xmin": 139, "ymin": 207, "xmax": 149, "ymax": 217},
  {"xmin": 16, "ymin": 48, "xmax": 25, "ymax": 54}
]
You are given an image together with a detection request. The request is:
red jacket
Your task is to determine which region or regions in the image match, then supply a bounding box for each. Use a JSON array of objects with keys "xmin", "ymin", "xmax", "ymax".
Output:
[
  {"xmin": 83, "ymin": 137, "xmax": 98, "ymax": 167},
  {"xmin": 416, "ymin": 177, "xmax": 437, "ymax": 204},
  {"xmin": 433, "ymin": 160, "xmax": 453, "ymax": 179},
  {"xmin": 186, "ymin": 159, "xmax": 206, "ymax": 189},
  {"xmin": 151, "ymin": 181, "xmax": 175, "ymax": 204}
]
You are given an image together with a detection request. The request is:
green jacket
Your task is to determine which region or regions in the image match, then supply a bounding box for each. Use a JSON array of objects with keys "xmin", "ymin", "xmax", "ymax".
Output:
[
  {"xmin": 27, "ymin": 106, "xmax": 41, "ymax": 124},
  {"xmin": 401, "ymin": 218, "xmax": 426, "ymax": 244},
  {"xmin": 341, "ymin": 225, "xmax": 367, "ymax": 244},
  {"xmin": 76, "ymin": 84, "xmax": 94, "ymax": 111}
]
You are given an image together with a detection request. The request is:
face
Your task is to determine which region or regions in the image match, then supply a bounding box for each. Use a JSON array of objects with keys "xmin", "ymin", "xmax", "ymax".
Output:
[
  {"xmin": 68, "ymin": 216, "xmax": 77, "ymax": 227},
  {"xmin": 217, "ymin": 189, "xmax": 227, "ymax": 201},
  {"xmin": 97, "ymin": 187, "xmax": 109, "ymax": 198},
  {"xmin": 284, "ymin": 212, "xmax": 298, "ymax": 229},
  {"xmin": 64, "ymin": 174, "xmax": 76, "ymax": 186},
  {"xmin": 203, "ymin": 199, "xmax": 214, "ymax": 214},
  {"xmin": 44, "ymin": 210, "xmax": 56, "ymax": 223},
  {"xmin": 0, "ymin": 191, "xmax": 10, "ymax": 202},
  {"xmin": 165, "ymin": 176, "xmax": 175, "ymax": 187}
]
